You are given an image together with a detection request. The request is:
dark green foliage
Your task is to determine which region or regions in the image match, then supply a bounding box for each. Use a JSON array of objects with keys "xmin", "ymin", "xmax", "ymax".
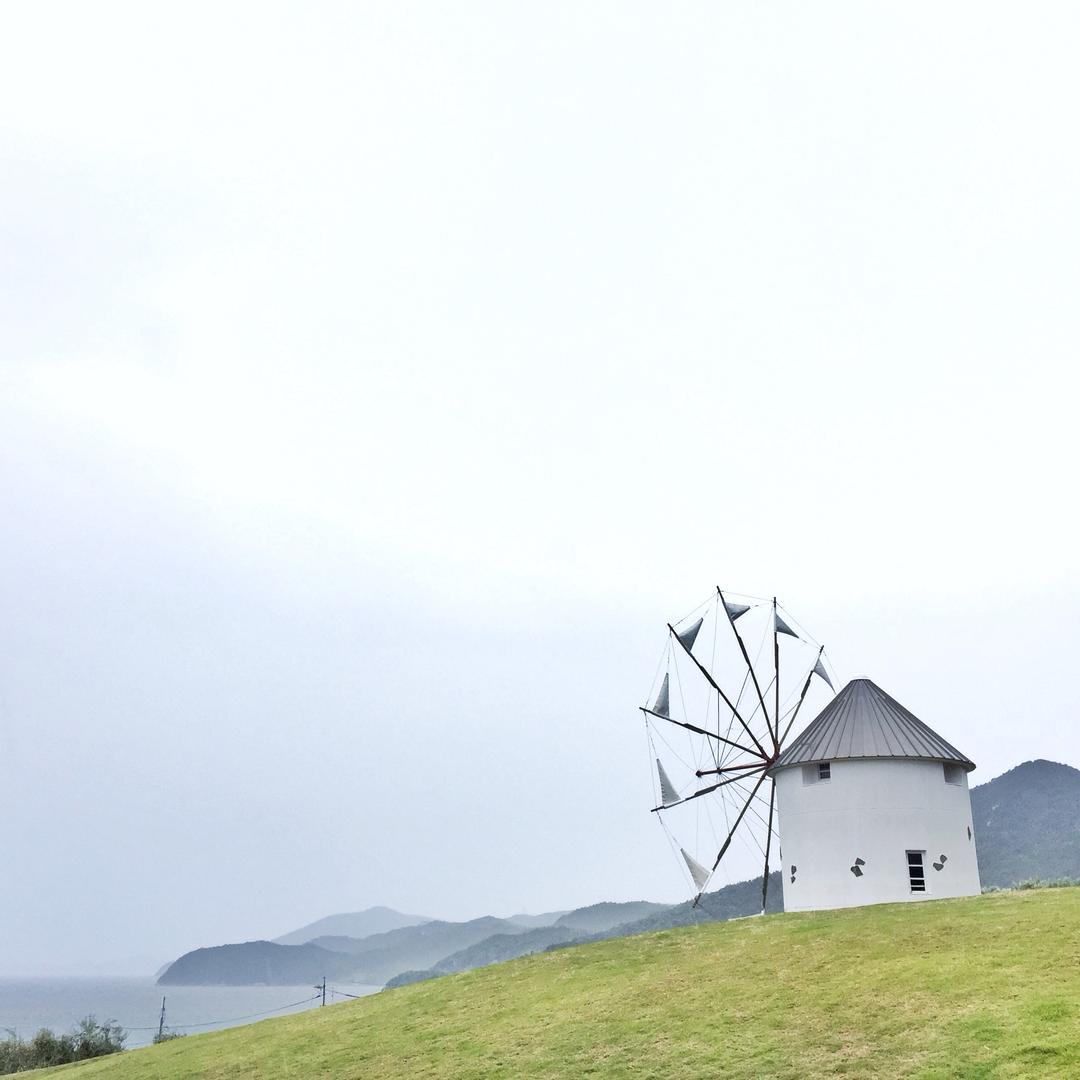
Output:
[
  {"xmin": 971, "ymin": 759, "xmax": 1080, "ymax": 887},
  {"xmin": 984, "ymin": 877, "xmax": 1080, "ymax": 893},
  {"xmin": 0, "ymin": 1016, "xmax": 125, "ymax": 1074},
  {"xmin": 152, "ymin": 1031, "xmax": 186, "ymax": 1044}
]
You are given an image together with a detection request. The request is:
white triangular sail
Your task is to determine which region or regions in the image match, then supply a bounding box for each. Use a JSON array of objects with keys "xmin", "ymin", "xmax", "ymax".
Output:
[
  {"xmin": 680, "ymin": 848, "xmax": 711, "ymax": 891},
  {"xmin": 724, "ymin": 600, "xmax": 750, "ymax": 621},
  {"xmin": 656, "ymin": 759, "xmax": 680, "ymax": 806},
  {"xmin": 675, "ymin": 617, "xmax": 704, "ymax": 653},
  {"xmin": 813, "ymin": 657, "xmax": 834, "ymax": 690},
  {"xmin": 652, "ymin": 673, "xmax": 670, "ymax": 717},
  {"xmin": 774, "ymin": 613, "xmax": 799, "ymax": 639}
]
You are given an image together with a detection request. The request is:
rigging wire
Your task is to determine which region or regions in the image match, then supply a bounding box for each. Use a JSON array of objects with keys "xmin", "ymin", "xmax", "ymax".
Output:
[
  {"xmin": 729, "ymin": 782, "xmax": 782, "ymax": 842},
  {"xmin": 672, "ymin": 593, "xmax": 714, "ymax": 628},
  {"xmin": 706, "ymin": 596, "xmax": 722, "ymax": 772},
  {"xmin": 645, "ymin": 722, "xmax": 662, "ymax": 806},
  {"xmin": 775, "ymin": 602, "xmax": 822, "ymax": 648},
  {"xmin": 718, "ymin": 587, "xmax": 771, "ymax": 604},
  {"xmin": 649, "ymin": 716, "xmax": 698, "ymax": 779},
  {"xmin": 644, "ymin": 639, "xmax": 669, "ymax": 714},
  {"xmin": 670, "ymin": 646, "xmax": 697, "ymax": 768},
  {"xmin": 716, "ymin": 666, "xmax": 753, "ymax": 771}
]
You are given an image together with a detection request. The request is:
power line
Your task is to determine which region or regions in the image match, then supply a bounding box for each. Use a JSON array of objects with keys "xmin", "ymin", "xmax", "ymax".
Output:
[
  {"xmin": 5, "ymin": 986, "xmax": 368, "ymax": 1039},
  {"xmin": 116, "ymin": 993, "xmax": 323, "ymax": 1032}
]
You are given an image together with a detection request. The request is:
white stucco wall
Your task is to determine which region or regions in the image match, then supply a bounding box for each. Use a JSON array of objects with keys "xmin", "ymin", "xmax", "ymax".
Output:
[{"xmin": 774, "ymin": 758, "xmax": 981, "ymax": 913}]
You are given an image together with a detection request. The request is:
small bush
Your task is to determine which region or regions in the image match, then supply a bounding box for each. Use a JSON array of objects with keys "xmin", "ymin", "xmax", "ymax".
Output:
[
  {"xmin": 0, "ymin": 1016, "xmax": 125, "ymax": 1075},
  {"xmin": 983, "ymin": 877, "xmax": 1080, "ymax": 894}
]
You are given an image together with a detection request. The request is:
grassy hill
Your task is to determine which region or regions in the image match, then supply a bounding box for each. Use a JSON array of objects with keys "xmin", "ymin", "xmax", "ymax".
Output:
[{"xmin": 39, "ymin": 887, "xmax": 1080, "ymax": 1079}]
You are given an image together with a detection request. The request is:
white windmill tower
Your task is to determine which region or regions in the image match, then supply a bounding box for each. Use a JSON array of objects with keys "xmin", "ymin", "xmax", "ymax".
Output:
[{"xmin": 769, "ymin": 678, "xmax": 980, "ymax": 912}]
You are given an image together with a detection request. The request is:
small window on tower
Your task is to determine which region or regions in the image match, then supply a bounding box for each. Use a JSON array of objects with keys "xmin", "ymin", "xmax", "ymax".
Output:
[
  {"xmin": 818, "ymin": 762, "xmax": 831, "ymax": 781},
  {"xmin": 907, "ymin": 851, "xmax": 926, "ymax": 893},
  {"xmin": 943, "ymin": 763, "xmax": 964, "ymax": 786}
]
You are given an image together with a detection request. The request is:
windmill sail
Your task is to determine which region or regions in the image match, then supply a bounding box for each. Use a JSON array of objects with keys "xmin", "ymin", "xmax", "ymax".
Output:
[
  {"xmin": 813, "ymin": 657, "xmax": 834, "ymax": 690},
  {"xmin": 656, "ymin": 759, "xmax": 680, "ymax": 806},
  {"xmin": 675, "ymin": 617, "xmax": 704, "ymax": 653},
  {"xmin": 652, "ymin": 673, "xmax": 670, "ymax": 717},
  {"xmin": 680, "ymin": 848, "xmax": 711, "ymax": 890}
]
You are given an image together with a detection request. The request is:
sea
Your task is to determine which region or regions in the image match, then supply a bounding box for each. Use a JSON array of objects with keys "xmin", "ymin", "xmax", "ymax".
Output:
[{"xmin": 0, "ymin": 978, "xmax": 381, "ymax": 1049}]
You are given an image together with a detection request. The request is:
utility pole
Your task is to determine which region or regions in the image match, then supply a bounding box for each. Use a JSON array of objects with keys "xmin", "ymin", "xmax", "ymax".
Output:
[
  {"xmin": 314, "ymin": 977, "xmax": 326, "ymax": 1006},
  {"xmin": 157, "ymin": 997, "xmax": 167, "ymax": 1041}
]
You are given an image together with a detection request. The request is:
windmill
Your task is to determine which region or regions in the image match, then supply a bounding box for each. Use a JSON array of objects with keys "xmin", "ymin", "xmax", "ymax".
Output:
[{"xmin": 642, "ymin": 588, "xmax": 836, "ymax": 912}]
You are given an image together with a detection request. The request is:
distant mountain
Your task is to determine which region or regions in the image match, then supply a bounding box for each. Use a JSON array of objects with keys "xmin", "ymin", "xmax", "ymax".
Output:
[
  {"xmin": 554, "ymin": 900, "xmax": 670, "ymax": 934},
  {"xmin": 437, "ymin": 926, "xmax": 582, "ymax": 974},
  {"xmin": 166, "ymin": 760, "xmax": 1080, "ymax": 989},
  {"xmin": 384, "ymin": 879, "xmax": 781, "ymax": 989},
  {"xmin": 591, "ymin": 874, "xmax": 782, "ymax": 938},
  {"xmin": 274, "ymin": 906, "xmax": 431, "ymax": 946},
  {"xmin": 972, "ymin": 759, "xmax": 1080, "ymax": 887},
  {"xmin": 159, "ymin": 941, "xmax": 357, "ymax": 986},
  {"xmin": 384, "ymin": 925, "xmax": 584, "ymax": 989},
  {"xmin": 505, "ymin": 912, "xmax": 568, "ymax": 929},
  {"xmin": 311, "ymin": 917, "xmax": 531, "ymax": 984}
]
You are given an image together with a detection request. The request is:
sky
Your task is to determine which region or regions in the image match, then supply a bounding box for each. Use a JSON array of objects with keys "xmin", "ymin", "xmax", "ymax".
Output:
[{"xmin": 2, "ymin": 2, "xmax": 1079, "ymax": 975}]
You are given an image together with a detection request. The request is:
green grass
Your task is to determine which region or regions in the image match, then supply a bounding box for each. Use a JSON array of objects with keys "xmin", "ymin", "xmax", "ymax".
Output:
[{"xmin": 38, "ymin": 888, "xmax": 1080, "ymax": 1079}]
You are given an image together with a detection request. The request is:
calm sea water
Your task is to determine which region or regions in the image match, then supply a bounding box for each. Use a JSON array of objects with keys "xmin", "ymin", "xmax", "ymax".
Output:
[{"xmin": 0, "ymin": 978, "xmax": 380, "ymax": 1049}]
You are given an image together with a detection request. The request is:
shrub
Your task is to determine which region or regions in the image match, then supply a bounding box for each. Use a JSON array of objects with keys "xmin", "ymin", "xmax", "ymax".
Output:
[
  {"xmin": 983, "ymin": 877, "xmax": 1080, "ymax": 894},
  {"xmin": 0, "ymin": 1016, "xmax": 125, "ymax": 1075}
]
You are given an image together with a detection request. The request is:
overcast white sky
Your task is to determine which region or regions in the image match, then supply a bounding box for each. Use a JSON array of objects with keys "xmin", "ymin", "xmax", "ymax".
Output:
[{"xmin": 2, "ymin": 2, "xmax": 1079, "ymax": 975}]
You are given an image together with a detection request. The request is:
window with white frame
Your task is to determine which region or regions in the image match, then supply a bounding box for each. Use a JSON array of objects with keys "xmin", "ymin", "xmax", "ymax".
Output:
[
  {"xmin": 802, "ymin": 762, "xmax": 832, "ymax": 785},
  {"xmin": 907, "ymin": 851, "xmax": 926, "ymax": 893}
]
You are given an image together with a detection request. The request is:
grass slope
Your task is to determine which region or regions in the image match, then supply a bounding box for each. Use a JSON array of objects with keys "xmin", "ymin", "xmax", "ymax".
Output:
[{"xmin": 42, "ymin": 888, "xmax": 1080, "ymax": 1079}]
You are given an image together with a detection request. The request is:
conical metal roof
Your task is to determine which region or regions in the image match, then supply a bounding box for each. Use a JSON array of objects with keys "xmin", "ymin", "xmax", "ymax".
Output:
[{"xmin": 771, "ymin": 678, "xmax": 975, "ymax": 773}]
